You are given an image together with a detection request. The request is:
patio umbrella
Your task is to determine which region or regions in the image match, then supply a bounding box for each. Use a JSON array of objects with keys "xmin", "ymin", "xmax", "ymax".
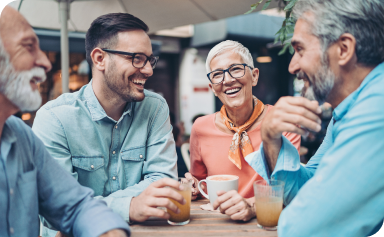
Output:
[{"xmin": 15, "ymin": 0, "xmax": 279, "ymax": 93}]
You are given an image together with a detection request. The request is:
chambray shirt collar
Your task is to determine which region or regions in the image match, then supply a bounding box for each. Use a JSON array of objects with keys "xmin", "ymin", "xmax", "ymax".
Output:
[
  {"xmin": 333, "ymin": 62, "xmax": 384, "ymax": 122},
  {"xmin": 84, "ymin": 80, "xmax": 132, "ymax": 122},
  {"xmin": 1, "ymin": 118, "xmax": 17, "ymax": 162}
]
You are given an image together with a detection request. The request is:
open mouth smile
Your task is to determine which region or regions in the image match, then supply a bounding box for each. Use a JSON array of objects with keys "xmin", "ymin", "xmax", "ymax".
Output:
[
  {"xmin": 133, "ymin": 79, "xmax": 146, "ymax": 87},
  {"xmin": 225, "ymin": 87, "xmax": 241, "ymax": 95}
]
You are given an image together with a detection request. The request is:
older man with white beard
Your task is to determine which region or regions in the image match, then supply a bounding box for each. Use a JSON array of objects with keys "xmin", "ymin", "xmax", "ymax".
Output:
[
  {"xmin": 0, "ymin": 6, "xmax": 130, "ymax": 237},
  {"xmin": 245, "ymin": 0, "xmax": 384, "ymax": 236}
]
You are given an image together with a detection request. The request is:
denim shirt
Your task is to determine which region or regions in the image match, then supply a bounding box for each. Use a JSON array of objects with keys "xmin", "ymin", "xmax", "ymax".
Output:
[
  {"xmin": 0, "ymin": 116, "xmax": 129, "ymax": 237},
  {"xmin": 245, "ymin": 62, "xmax": 384, "ymax": 237},
  {"xmin": 32, "ymin": 80, "xmax": 178, "ymax": 228}
]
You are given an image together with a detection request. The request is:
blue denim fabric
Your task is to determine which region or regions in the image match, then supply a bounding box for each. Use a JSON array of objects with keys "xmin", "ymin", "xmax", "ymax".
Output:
[
  {"xmin": 246, "ymin": 62, "xmax": 384, "ymax": 237},
  {"xmin": 0, "ymin": 116, "xmax": 129, "ymax": 237},
  {"xmin": 32, "ymin": 80, "xmax": 177, "ymax": 235}
]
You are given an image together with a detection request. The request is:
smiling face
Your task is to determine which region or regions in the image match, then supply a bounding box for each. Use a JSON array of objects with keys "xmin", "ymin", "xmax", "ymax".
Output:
[
  {"xmin": 289, "ymin": 17, "xmax": 336, "ymax": 104},
  {"xmin": 102, "ymin": 30, "xmax": 153, "ymax": 102},
  {"xmin": 209, "ymin": 50, "xmax": 259, "ymax": 110},
  {"xmin": 0, "ymin": 6, "xmax": 52, "ymax": 111}
]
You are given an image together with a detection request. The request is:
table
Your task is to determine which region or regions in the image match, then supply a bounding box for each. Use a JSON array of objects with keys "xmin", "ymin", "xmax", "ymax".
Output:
[{"xmin": 130, "ymin": 199, "xmax": 278, "ymax": 237}]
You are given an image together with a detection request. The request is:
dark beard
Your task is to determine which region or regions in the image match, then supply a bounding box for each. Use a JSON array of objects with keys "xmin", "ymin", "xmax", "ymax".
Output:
[{"xmin": 104, "ymin": 58, "xmax": 148, "ymax": 102}]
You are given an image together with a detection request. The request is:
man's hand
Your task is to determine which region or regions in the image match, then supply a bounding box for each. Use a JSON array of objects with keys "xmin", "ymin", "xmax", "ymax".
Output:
[
  {"xmin": 212, "ymin": 190, "xmax": 255, "ymax": 222},
  {"xmin": 99, "ymin": 229, "xmax": 128, "ymax": 237},
  {"xmin": 55, "ymin": 232, "xmax": 69, "ymax": 237},
  {"xmin": 129, "ymin": 178, "xmax": 186, "ymax": 222},
  {"xmin": 184, "ymin": 172, "xmax": 203, "ymax": 200},
  {"xmin": 261, "ymin": 96, "xmax": 322, "ymax": 171}
]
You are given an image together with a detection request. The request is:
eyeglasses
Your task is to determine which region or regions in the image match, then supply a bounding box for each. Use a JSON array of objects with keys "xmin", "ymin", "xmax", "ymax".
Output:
[
  {"xmin": 101, "ymin": 48, "xmax": 159, "ymax": 69},
  {"xmin": 207, "ymin": 63, "xmax": 253, "ymax": 84}
]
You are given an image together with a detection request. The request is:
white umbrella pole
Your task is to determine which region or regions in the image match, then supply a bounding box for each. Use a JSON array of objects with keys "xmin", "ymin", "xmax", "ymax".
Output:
[{"xmin": 59, "ymin": 0, "xmax": 70, "ymax": 94}]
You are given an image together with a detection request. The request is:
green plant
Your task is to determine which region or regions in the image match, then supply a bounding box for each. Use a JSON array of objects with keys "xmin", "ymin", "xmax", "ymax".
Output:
[{"xmin": 246, "ymin": 0, "xmax": 298, "ymax": 55}]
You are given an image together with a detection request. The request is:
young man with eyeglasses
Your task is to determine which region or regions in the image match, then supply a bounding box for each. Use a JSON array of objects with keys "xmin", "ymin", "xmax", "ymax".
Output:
[{"xmin": 32, "ymin": 13, "xmax": 185, "ymax": 237}]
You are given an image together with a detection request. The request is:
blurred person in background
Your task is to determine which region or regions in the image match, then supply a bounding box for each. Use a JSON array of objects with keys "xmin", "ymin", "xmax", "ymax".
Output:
[
  {"xmin": 32, "ymin": 12, "xmax": 185, "ymax": 236},
  {"xmin": 185, "ymin": 40, "xmax": 301, "ymax": 221},
  {"xmin": 170, "ymin": 111, "xmax": 188, "ymax": 177},
  {"xmin": 246, "ymin": 0, "xmax": 384, "ymax": 236},
  {"xmin": 0, "ymin": 6, "xmax": 129, "ymax": 237}
]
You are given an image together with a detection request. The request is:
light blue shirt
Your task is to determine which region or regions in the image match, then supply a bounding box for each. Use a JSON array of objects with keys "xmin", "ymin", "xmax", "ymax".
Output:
[
  {"xmin": 246, "ymin": 62, "xmax": 384, "ymax": 237},
  {"xmin": 0, "ymin": 116, "xmax": 129, "ymax": 237},
  {"xmin": 32, "ymin": 81, "xmax": 177, "ymax": 233}
]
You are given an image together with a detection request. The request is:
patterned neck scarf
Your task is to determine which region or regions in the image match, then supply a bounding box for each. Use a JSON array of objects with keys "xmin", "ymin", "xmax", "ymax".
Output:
[{"xmin": 220, "ymin": 96, "xmax": 265, "ymax": 169}]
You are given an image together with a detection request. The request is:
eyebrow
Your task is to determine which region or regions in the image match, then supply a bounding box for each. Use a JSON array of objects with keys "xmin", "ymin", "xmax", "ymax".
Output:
[
  {"xmin": 291, "ymin": 40, "xmax": 301, "ymax": 47},
  {"xmin": 212, "ymin": 63, "xmax": 241, "ymax": 71}
]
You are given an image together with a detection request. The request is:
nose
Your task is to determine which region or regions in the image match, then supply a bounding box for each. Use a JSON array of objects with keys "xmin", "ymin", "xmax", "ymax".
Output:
[
  {"xmin": 36, "ymin": 49, "xmax": 52, "ymax": 73},
  {"xmin": 140, "ymin": 60, "xmax": 153, "ymax": 77},
  {"xmin": 222, "ymin": 71, "xmax": 235, "ymax": 85},
  {"xmin": 288, "ymin": 52, "xmax": 300, "ymax": 75}
]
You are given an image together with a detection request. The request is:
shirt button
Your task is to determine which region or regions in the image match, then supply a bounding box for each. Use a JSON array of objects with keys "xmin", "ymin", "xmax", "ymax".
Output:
[
  {"xmin": 10, "ymin": 227, "xmax": 14, "ymax": 234},
  {"xmin": 140, "ymin": 155, "xmax": 143, "ymax": 158},
  {"xmin": 115, "ymin": 125, "xmax": 118, "ymax": 129},
  {"xmin": 112, "ymin": 176, "xmax": 116, "ymax": 180},
  {"xmin": 10, "ymin": 189, "xmax": 14, "ymax": 195},
  {"xmin": 91, "ymin": 165, "xmax": 94, "ymax": 169},
  {"xmin": 113, "ymin": 151, "xmax": 116, "ymax": 154}
]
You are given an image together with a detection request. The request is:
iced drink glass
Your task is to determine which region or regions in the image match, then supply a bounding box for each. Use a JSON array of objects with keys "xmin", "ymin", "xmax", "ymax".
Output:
[
  {"xmin": 253, "ymin": 179, "xmax": 284, "ymax": 231},
  {"xmin": 167, "ymin": 178, "xmax": 192, "ymax": 225}
]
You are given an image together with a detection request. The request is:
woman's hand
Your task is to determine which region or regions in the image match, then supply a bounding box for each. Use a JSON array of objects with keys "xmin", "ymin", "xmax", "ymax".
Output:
[
  {"xmin": 212, "ymin": 190, "xmax": 255, "ymax": 221},
  {"xmin": 184, "ymin": 172, "xmax": 204, "ymax": 200}
]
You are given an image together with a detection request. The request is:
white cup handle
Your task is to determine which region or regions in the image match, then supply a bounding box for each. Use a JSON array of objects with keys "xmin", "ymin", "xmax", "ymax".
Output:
[{"xmin": 198, "ymin": 179, "xmax": 209, "ymax": 199}]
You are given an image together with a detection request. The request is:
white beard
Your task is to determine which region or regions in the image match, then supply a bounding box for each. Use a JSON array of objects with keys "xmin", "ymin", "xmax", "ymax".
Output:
[{"xmin": 0, "ymin": 41, "xmax": 46, "ymax": 112}]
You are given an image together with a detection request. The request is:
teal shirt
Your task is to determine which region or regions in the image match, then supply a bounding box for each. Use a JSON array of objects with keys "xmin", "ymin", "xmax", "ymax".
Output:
[
  {"xmin": 32, "ymin": 81, "xmax": 178, "ymax": 227},
  {"xmin": 246, "ymin": 62, "xmax": 384, "ymax": 236}
]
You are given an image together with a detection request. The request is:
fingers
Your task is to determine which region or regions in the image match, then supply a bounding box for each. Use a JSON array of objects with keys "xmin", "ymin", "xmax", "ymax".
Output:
[
  {"xmin": 224, "ymin": 200, "xmax": 248, "ymax": 216},
  {"xmin": 212, "ymin": 190, "xmax": 237, "ymax": 210},
  {"xmin": 151, "ymin": 178, "xmax": 183, "ymax": 190},
  {"xmin": 185, "ymin": 173, "xmax": 200, "ymax": 195},
  {"xmin": 152, "ymin": 187, "xmax": 186, "ymax": 205},
  {"xmin": 281, "ymin": 113, "xmax": 321, "ymax": 133},
  {"xmin": 147, "ymin": 197, "xmax": 180, "ymax": 214},
  {"xmin": 284, "ymin": 97, "xmax": 322, "ymax": 115},
  {"xmin": 144, "ymin": 206, "xmax": 171, "ymax": 220},
  {"xmin": 216, "ymin": 191, "xmax": 243, "ymax": 213}
]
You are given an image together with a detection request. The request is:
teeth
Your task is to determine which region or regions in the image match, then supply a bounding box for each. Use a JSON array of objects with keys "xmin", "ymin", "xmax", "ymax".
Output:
[
  {"xmin": 225, "ymin": 88, "xmax": 240, "ymax": 94},
  {"xmin": 133, "ymin": 79, "xmax": 146, "ymax": 85}
]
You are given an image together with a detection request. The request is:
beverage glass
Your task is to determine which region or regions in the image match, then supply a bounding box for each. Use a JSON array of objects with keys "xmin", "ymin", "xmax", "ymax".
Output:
[
  {"xmin": 253, "ymin": 179, "xmax": 285, "ymax": 231},
  {"xmin": 167, "ymin": 178, "xmax": 192, "ymax": 225},
  {"xmin": 198, "ymin": 175, "xmax": 239, "ymax": 206}
]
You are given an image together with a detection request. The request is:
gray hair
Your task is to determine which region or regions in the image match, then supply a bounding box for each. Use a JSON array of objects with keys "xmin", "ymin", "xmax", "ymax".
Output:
[
  {"xmin": 292, "ymin": 0, "xmax": 384, "ymax": 66},
  {"xmin": 205, "ymin": 40, "xmax": 254, "ymax": 73}
]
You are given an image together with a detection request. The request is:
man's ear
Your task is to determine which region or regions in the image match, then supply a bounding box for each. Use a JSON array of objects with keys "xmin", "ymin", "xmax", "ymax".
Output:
[
  {"xmin": 337, "ymin": 33, "xmax": 357, "ymax": 66},
  {"xmin": 208, "ymin": 83, "xmax": 217, "ymax": 97},
  {"xmin": 91, "ymin": 48, "xmax": 107, "ymax": 71},
  {"xmin": 251, "ymin": 67, "xmax": 259, "ymax": 87}
]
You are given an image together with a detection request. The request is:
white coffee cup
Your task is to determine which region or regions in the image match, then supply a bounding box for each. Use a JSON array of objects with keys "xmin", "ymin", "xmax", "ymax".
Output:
[{"xmin": 198, "ymin": 174, "xmax": 239, "ymax": 206}]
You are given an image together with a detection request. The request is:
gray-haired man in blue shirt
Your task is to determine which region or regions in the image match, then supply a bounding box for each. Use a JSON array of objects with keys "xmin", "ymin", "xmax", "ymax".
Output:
[
  {"xmin": 245, "ymin": 0, "xmax": 384, "ymax": 236},
  {"xmin": 0, "ymin": 6, "xmax": 130, "ymax": 237}
]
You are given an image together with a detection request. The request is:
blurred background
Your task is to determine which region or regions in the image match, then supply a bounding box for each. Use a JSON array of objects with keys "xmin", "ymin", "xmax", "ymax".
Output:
[{"xmin": 10, "ymin": 0, "xmax": 331, "ymax": 163}]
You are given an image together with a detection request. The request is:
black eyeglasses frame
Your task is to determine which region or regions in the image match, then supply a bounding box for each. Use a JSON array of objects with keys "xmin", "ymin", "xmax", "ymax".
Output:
[
  {"xmin": 206, "ymin": 63, "xmax": 253, "ymax": 84},
  {"xmin": 101, "ymin": 48, "xmax": 159, "ymax": 69}
]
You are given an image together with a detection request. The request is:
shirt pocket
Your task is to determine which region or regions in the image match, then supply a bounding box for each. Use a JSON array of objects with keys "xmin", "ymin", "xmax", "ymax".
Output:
[
  {"xmin": 72, "ymin": 156, "xmax": 106, "ymax": 195},
  {"xmin": 17, "ymin": 168, "xmax": 38, "ymax": 214},
  {"xmin": 121, "ymin": 147, "xmax": 145, "ymax": 185}
]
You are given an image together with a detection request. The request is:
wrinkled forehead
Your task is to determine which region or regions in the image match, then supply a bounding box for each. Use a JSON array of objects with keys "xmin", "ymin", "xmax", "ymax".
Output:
[{"xmin": 0, "ymin": 7, "xmax": 37, "ymax": 44}]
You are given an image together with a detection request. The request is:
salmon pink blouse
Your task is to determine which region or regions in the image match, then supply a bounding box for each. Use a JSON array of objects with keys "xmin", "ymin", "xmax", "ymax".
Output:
[{"xmin": 190, "ymin": 105, "xmax": 301, "ymax": 198}]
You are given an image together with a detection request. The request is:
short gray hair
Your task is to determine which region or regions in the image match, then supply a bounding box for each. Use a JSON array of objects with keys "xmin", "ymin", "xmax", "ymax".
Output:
[
  {"xmin": 292, "ymin": 0, "xmax": 384, "ymax": 66},
  {"xmin": 205, "ymin": 40, "xmax": 254, "ymax": 73}
]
